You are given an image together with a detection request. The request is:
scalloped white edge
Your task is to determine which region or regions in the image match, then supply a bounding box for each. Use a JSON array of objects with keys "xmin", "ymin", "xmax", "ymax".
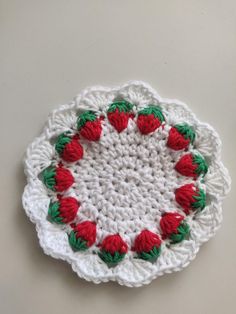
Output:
[{"xmin": 22, "ymin": 81, "xmax": 231, "ymax": 287}]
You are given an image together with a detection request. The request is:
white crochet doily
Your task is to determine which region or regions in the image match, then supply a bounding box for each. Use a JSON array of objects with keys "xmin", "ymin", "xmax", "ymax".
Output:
[{"xmin": 22, "ymin": 81, "xmax": 231, "ymax": 287}]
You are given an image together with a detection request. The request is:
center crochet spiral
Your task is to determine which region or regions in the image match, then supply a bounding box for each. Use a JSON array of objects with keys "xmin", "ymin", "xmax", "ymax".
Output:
[{"xmin": 73, "ymin": 118, "xmax": 184, "ymax": 242}]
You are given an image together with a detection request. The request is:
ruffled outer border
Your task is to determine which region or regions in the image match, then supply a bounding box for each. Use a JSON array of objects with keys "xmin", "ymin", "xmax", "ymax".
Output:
[{"xmin": 22, "ymin": 81, "xmax": 231, "ymax": 287}]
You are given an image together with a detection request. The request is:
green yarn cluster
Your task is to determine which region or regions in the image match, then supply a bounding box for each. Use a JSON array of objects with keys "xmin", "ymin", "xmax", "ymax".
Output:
[
  {"xmin": 192, "ymin": 188, "xmax": 206, "ymax": 211},
  {"xmin": 138, "ymin": 246, "xmax": 161, "ymax": 262},
  {"xmin": 55, "ymin": 133, "xmax": 71, "ymax": 154},
  {"xmin": 170, "ymin": 222, "xmax": 190, "ymax": 244},
  {"xmin": 98, "ymin": 250, "xmax": 126, "ymax": 266},
  {"xmin": 175, "ymin": 123, "xmax": 195, "ymax": 144},
  {"xmin": 68, "ymin": 231, "xmax": 88, "ymax": 251},
  {"xmin": 138, "ymin": 105, "xmax": 165, "ymax": 122},
  {"xmin": 193, "ymin": 154, "xmax": 208, "ymax": 176},
  {"xmin": 48, "ymin": 201, "xmax": 63, "ymax": 224},
  {"xmin": 42, "ymin": 167, "xmax": 56, "ymax": 191},
  {"xmin": 107, "ymin": 100, "xmax": 133, "ymax": 113},
  {"xmin": 77, "ymin": 111, "xmax": 97, "ymax": 130}
]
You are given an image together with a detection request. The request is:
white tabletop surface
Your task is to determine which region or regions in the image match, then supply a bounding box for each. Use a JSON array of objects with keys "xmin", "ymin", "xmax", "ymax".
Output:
[{"xmin": 0, "ymin": 1, "xmax": 235, "ymax": 313}]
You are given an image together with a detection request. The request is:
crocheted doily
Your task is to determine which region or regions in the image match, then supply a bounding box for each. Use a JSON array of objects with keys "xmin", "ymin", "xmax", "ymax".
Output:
[{"xmin": 23, "ymin": 81, "xmax": 231, "ymax": 287}]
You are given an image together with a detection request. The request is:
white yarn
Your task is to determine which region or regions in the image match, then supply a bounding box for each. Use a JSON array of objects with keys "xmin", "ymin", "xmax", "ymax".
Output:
[{"xmin": 22, "ymin": 81, "xmax": 231, "ymax": 287}]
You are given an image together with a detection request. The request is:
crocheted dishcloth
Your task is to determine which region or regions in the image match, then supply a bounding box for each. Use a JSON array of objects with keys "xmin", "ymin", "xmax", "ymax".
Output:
[{"xmin": 22, "ymin": 81, "xmax": 231, "ymax": 287}]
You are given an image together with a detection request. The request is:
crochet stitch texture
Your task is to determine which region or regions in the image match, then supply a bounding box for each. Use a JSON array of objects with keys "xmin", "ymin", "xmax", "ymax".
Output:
[{"xmin": 22, "ymin": 81, "xmax": 231, "ymax": 287}]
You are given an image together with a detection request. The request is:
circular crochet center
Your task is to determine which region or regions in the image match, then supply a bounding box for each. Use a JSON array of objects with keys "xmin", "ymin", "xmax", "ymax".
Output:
[
  {"xmin": 76, "ymin": 121, "xmax": 178, "ymax": 239},
  {"xmin": 23, "ymin": 82, "xmax": 230, "ymax": 287}
]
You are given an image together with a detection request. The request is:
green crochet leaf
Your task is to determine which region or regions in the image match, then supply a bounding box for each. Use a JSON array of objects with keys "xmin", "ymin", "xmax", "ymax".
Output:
[
  {"xmin": 68, "ymin": 231, "xmax": 88, "ymax": 251},
  {"xmin": 193, "ymin": 154, "xmax": 208, "ymax": 176},
  {"xmin": 77, "ymin": 111, "xmax": 97, "ymax": 130},
  {"xmin": 55, "ymin": 133, "xmax": 71, "ymax": 154},
  {"xmin": 175, "ymin": 124, "xmax": 195, "ymax": 144},
  {"xmin": 138, "ymin": 246, "xmax": 161, "ymax": 262},
  {"xmin": 42, "ymin": 167, "xmax": 56, "ymax": 191},
  {"xmin": 98, "ymin": 250, "xmax": 125, "ymax": 266},
  {"xmin": 192, "ymin": 188, "xmax": 206, "ymax": 211},
  {"xmin": 170, "ymin": 222, "xmax": 190, "ymax": 244},
  {"xmin": 107, "ymin": 100, "xmax": 133, "ymax": 113},
  {"xmin": 47, "ymin": 201, "xmax": 64, "ymax": 224},
  {"xmin": 138, "ymin": 105, "xmax": 165, "ymax": 122}
]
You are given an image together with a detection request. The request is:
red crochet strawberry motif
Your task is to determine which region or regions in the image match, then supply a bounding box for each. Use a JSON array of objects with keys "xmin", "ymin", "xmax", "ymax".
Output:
[
  {"xmin": 55, "ymin": 133, "xmax": 83, "ymax": 162},
  {"xmin": 133, "ymin": 230, "xmax": 162, "ymax": 262},
  {"xmin": 160, "ymin": 212, "xmax": 190, "ymax": 244},
  {"xmin": 42, "ymin": 164, "xmax": 74, "ymax": 192},
  {"xmin": 137, "ymin": 105, "xmax": 165, "ymax": 135},
  {"xmin": 167, "ymin": 124, "xmax": 195, "ymax": 150},
  {"xmin": 98, "ymin": 234, "xmax": 128, "ymax": 266},
  {"xmin": 48, "ymin": 196, "xmax": 79, "ymax": 224},
  {"xmin": 77, "ymin": 111, "xmax": 102, "ymax": 141},
  {"xmin": 175, "ymin": 183, "xmax": 206, "ymax": 214},
  {"xmin": 175, "ymin": 153, "xmax": 208, "ymax": 178},
  {"xmin": 69, "ymin": 221, "xmax": 97, "ymax": 251},
  {"xmin": 107, "ymin": 100, "xmax": 134, "ymax": 133}
]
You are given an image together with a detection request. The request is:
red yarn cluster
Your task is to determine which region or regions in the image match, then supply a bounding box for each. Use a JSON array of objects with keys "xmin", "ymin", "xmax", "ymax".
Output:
[
  {"xmin": 73, "ymin": 221, "xmax": 97, "ymax": 247},
  {"xmin": 61, "ymin": 135, "xmax": 83, "ymax": 162},
  {"xmin": 167, "ymin": 127, "xmax": 190, "ymax": 150},
  {"xmin": 175, "ymin": 183, "xmax": 198, "ymax": 214},
  {"xmin": 137, "ymin": 114, "xmax": 162, "ymax": 135},
  {"xmin": 175, "ymin": 154, "xmax": 198, "ymax": 178},
  {"xmin": 54, "ymin": 166, "xmax": 74, "ymax": 192},
  {"xmin": 80, "ymin": 119, "xmax": 102, "ymax": 141},
  {"xmin": 107, "ymin": 109, "xmax": 133, "ymax": 133},
  {"xmin": 160, "ymin": 212, "xmax": 184, "ymax": 239},
  {"xmin": 58, "ymin": 196, "xmax": 79, "ymax": 223},
  {"xmin": 100, "ymin": 234, "xmax": 128, "ymax": 255},
  {"xmin": 133, "ymin": 230, "xmax": 161, "ymax": 253}
]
